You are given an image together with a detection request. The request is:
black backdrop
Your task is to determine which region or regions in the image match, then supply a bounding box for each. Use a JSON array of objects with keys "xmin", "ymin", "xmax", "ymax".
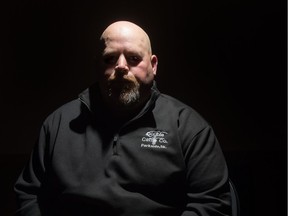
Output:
[{"xmin": 0, "ymin": 0, "xmax": 286, "ymax": 215}]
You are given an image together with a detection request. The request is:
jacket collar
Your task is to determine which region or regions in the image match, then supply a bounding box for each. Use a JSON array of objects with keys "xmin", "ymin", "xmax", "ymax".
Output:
[{"xmin": 79, "ymin": 81, "xmax": 160, "ymax": 118}]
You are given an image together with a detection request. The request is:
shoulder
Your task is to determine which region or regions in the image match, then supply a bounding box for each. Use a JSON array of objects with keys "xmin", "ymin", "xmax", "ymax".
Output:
[
  {"xmin": 42, "ymin": 98, "xmax": 83, "ymax": 128},
  {"xmin": 156, "ymin": 93, "xmax": 209, "ymax": 127},
  {"xmin": 157, "ymin": 93, "xmax": 195, "ymax": 110}
]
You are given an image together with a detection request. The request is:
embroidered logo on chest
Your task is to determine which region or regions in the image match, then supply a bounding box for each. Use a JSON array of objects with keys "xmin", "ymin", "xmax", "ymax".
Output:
[{"xmin": 141, "ymin": 130, "xmax": 168, "ymax": 149}]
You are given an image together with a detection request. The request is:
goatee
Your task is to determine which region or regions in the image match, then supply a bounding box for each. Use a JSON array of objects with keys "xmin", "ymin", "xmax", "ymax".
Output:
[{"xmin": 107, "ymin": 76, "xmax": 140, "ymax": 107}]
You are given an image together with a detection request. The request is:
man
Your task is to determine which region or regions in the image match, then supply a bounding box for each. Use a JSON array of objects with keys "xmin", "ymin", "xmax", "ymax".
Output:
[{"xmin": 14, "ymin": 20, "xmax": 231, "ymax": 216}]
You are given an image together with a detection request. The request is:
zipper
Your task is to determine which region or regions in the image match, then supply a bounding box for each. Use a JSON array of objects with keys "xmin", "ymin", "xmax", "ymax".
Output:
[
  {"xmin": 79, "ymin": 97, "xmax": 152, "ymax": 156},
  {"xmin": 79, "ymin": 87, "xmax": 160, "ymax": 156}
]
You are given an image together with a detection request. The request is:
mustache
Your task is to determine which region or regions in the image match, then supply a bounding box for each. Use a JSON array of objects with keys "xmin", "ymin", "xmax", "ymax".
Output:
[{"xmin": 108, "ymin": 75, "xmax": 137, "ymax": 86}]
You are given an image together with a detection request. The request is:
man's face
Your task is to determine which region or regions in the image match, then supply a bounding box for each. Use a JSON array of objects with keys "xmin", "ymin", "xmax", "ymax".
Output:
[{"xmin": 99, "ymin": 28, "xmax": 157, "ymax": 107}]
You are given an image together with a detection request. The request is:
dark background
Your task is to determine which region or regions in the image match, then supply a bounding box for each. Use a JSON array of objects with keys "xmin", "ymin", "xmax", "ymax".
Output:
[{"xmin": 0, "ymin": 0, "xmax": 286, "ymax": 215}]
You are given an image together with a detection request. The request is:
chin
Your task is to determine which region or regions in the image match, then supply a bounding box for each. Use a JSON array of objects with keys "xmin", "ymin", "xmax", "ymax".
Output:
[{"xmin": 115, "ymin": 90, "xmax": 140, "ymax": 107}]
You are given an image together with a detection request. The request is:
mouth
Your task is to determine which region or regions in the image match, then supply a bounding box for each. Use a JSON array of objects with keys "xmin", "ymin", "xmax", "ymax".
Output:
[
  {"xmin": 105, "ymin": 75, "xmax": 141, "ymax": 105},
  {"xmin": 109, "ymin": 75, "xmax": 136, "ymax": 87}
]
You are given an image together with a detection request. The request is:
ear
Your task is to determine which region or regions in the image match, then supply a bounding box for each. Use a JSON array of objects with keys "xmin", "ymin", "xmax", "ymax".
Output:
[{"xmin": 151, "ymin": 55, "xmax": 158, "ymax": 75}]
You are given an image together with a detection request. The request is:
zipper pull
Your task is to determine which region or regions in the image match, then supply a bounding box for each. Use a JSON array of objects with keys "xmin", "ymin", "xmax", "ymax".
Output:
[{"xmin": 113, "ymin": 135, "xmax": 118, "ymax": 155}]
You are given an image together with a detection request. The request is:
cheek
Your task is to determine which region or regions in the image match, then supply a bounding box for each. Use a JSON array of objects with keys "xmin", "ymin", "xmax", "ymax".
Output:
[
  {"xmin": 103, "ymin": 68, "xmax": 114, "ymax": 78},
  {"xmin": 97, "ymin": 69, "xmax": 113, "ymax": 83},
  {"xmin": 133, "ymin": 67, "xmax": 154, "ymax": 84}
]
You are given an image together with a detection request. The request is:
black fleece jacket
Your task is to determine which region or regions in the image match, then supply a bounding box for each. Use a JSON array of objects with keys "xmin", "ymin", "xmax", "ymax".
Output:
[{"xmin": 14, "ymin": 82, "xmax": 231, "ymax": 216}]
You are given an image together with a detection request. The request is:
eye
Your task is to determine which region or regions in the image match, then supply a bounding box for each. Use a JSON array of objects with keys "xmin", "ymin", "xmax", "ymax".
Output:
[
  {"xmin": 103, "ymin": 55, "xmax": 117, "ymax": 65},
  {"xmin": 127, "ymin": 55, "xmax": 141, "ymax": 66}
]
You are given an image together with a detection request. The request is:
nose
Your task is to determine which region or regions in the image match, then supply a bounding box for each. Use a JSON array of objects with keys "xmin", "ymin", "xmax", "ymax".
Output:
[{"xmin": 115, "ymin": 55, "xmax": 128, "ymax": 75}]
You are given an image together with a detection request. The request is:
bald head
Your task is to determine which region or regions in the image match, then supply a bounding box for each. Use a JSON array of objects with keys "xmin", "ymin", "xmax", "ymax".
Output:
[
  {"xmin": 100, "ymin": 21, "xmax": 152, "ymax": 54},
  {"xmin": 96, "ymin": 20, "xmax": 158, "ymax": 114}
]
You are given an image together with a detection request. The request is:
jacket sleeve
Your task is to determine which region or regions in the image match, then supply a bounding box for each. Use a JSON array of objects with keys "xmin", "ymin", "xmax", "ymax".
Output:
[
  {"xmin": 14, "ymin": 123, "xmax": 49, "ymax": 216},
  {"xmin": 179, "ymin": 111, "xmax": 231, "ymax": 216}
]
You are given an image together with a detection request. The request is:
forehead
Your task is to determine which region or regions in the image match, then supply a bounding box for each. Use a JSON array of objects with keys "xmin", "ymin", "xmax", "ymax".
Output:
[
  {"xmin": 105, "ymin": 35, "xmax": 146, "ymax": 53},
  {"xmin": 101, "ymin": 25, "xmax": 149, "ymax": 53}
]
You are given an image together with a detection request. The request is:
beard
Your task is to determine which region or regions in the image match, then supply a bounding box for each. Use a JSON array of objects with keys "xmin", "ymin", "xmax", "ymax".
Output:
[{"xmin": 107, "ymin": 75, "xmax": 140, "ymax": 107}]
